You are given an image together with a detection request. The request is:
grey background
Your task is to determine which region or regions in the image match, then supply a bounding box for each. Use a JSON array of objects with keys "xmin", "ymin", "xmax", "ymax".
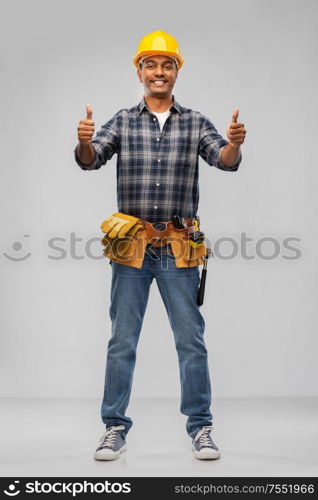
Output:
[{"xmin": 1, "ymin": 0, "xmax": 317, "ymax": 400}]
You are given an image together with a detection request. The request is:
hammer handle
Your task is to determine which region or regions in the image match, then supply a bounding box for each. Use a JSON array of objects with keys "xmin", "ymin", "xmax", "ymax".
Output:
[{"xmin": 197, "ymin": 268, "xmax": 207, "ymax": 306}]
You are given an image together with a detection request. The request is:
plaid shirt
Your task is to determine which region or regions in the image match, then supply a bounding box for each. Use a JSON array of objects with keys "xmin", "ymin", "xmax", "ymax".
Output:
[{"xmin": 74, "ymin": 95, "xmax": 242, "ymax": 223}]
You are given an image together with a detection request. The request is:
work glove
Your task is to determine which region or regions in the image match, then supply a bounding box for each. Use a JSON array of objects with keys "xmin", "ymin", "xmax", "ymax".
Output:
[
  {"xmin": 101, "ymin": 212, "xmax": 144, "ymax": 259},
  {"xmin": 101, "ymin": 212, "xmax": 142, "ymax": 239}
]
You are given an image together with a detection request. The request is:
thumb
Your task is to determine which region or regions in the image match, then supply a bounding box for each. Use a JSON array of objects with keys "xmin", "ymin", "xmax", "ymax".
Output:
[
  {"xmin": 231, "ymin": 109, "xmax": 239, "ymax": 123},
  {"xmin": 86, "ymin": 104, "xmax": 93, "ymax": 120}
]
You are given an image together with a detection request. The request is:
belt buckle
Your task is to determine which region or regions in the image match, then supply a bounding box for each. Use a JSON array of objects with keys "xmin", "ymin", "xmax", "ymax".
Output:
[
  {"xmin": 152, "ymin": 222, "xmax": 167, "ymax": 232},
  {"xmin": 150, "ymin": 222, "xmax": 169, "ymax": 248}
]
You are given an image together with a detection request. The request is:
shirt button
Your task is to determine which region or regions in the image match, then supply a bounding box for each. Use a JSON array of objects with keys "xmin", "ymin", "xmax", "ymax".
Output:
[
  {"xmin": 158, "ymin": 158, "xmax": 161, "ymax": 162},
  {"xmin": 156, "ymin": 138, "xmax": 160, "ymax": 141},
  {"xmin": 156, "ymin": 182, "xmax": 160, "ymax": 186},
  {"xmin": 154, "ymin": 205, "xmax": 158, "ymax": 209},
  {"xmin": 153, "ymin": 117, "xmax": 156, "ymax": 121}
]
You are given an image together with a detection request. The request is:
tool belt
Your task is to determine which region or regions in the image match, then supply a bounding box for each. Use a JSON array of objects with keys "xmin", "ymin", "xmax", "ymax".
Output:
[{"xmin": 100, "ymin": 212, "xmax": 208, "ymax": 269}]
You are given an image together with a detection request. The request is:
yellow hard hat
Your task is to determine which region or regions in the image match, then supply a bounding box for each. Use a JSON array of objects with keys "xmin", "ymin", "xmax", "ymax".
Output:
[{"xmin": 133, "ymin": 30, "xmax": 184, "ymax": 70}]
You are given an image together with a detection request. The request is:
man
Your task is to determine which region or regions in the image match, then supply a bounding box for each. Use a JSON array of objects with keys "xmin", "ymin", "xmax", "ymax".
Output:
[{"xmin": 75, "ymin": 30, "xmax": 246, "ymax": 461}]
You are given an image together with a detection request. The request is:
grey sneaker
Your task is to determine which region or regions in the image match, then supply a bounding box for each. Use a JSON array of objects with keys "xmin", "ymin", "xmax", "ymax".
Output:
[
  {"xmin": 94, "ymin": 425, "xmax": 127, "ymax": 461},
  {"xmin": 192, "ymin": 425, "xmax": 221, "ymax": 460}
]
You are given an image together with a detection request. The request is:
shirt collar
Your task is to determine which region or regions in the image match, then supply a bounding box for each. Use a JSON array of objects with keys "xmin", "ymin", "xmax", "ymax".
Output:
[{"xmin": 137, "ymin": 95, "xmax": 182, "ymax": 115}]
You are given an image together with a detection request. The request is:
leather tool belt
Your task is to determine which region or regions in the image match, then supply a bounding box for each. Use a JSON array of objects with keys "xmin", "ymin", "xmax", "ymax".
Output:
[
  {"xmin": 143, "ymin": 218, "xmax": 195, "ymax": 247},
  {"xmin": 100, "ymin": 212, "xmax": 207, "ymax": 269}
]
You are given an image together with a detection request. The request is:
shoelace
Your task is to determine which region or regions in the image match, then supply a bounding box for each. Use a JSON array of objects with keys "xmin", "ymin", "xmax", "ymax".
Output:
[
  {"xmin": 194, "ymin": 425, "xmax": 214, "ymax": 447},
  {"xmin": 99, "ymin": 425, "xmax": 125, "ymax": 449}
]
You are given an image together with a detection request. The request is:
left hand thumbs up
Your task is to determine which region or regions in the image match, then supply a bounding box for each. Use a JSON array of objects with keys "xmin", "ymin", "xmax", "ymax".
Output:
[
  {"xmin": 231, "ymin": 109, "xmax": 239, "ymax": 123},
  {"xmin": 226, "ymin": 108, "xmax": 246, "ymax": 148}
]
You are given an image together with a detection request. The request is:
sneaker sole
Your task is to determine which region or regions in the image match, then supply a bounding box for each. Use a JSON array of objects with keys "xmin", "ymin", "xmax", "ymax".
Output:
[
  {"xmin": 192, "ymin": 447, "xmax": 221, "ymax": 460},
  {"xmin": 94, "ymin": 445, "xmax": 127, "ymax": 461}
]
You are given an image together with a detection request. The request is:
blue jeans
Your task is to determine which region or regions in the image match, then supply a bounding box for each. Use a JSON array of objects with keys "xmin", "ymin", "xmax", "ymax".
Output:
[{"xmin": 100, "ymin": 245, "xmax": 213, "ymax": 439}]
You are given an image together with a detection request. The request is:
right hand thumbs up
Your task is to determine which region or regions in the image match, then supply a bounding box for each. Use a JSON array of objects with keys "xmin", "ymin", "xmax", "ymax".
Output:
[
  {"xmin": 77, "ymin": 104, "xmax": 95, "ymax": 145},
  {"xmin": 86, "ymin": 104, "xmax": 93, "ymax": 120}
]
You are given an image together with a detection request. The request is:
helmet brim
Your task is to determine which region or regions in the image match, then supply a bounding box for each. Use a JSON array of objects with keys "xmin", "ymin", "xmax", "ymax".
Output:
[{"xmin": 133, "ymin": 50, "xmax": 184, "ymax": 69}]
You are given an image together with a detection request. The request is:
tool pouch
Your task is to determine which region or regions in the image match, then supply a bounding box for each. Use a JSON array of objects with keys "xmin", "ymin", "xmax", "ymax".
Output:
[
  {"xmin": 141, "ymin": 219, "xmax": 207, "ymax": 268},
  {"xmin": 169, "ymin": 231, "xmax": 208, "ymax": 268}
]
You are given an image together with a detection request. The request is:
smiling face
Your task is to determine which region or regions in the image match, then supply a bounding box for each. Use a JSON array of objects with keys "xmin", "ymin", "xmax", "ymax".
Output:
[{"xmin": 137, "ymin": 55, "xmax": 178, "ymax": 97}]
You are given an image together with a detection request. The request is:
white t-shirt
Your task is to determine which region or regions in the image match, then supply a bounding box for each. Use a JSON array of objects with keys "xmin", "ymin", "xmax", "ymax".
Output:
[{"xmin": 152, "ymin": 110, "xmax": 171, "ymax": 132}]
